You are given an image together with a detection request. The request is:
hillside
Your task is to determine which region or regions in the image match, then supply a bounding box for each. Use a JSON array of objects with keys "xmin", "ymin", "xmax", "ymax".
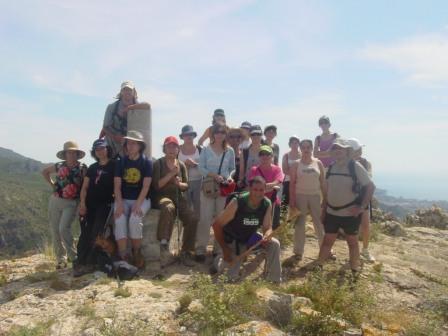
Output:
[{"xmin": 0, "ymin": 148, "xmax": 50, "ymax": 256}]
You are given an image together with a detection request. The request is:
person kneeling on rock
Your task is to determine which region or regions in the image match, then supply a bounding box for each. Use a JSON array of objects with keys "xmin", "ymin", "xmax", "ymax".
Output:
[
  {"xmin": 212, "ymin": 176, "xmax": 281, "ymax": 283},
  {"xmin": 152, "ymin": 136, "xmax": 198, "ymax": 267}
]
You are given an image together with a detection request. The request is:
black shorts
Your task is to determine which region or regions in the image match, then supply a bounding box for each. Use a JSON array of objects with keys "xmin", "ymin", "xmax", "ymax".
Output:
[{"xmin": 323, "ymin": 213, "xmax": 362, "ymax": 235}]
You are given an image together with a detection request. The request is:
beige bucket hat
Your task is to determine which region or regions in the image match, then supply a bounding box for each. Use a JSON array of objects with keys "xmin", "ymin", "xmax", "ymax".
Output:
[
  {"xmin": 56, "ymin": 141, "xmax": 85, "ymax": 160},
  {"xmin": 123, "ymin": 130, "xmax": 145, "ymax": 143}
]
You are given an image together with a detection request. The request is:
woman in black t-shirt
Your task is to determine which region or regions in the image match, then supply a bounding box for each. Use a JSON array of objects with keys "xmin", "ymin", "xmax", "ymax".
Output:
[{"xmin": 75, "ymin": 139, "xmax": 115, "ymax": 276}]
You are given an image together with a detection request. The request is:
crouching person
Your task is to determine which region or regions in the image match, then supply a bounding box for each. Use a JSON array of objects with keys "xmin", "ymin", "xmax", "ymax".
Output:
[
  {"xmin": 212, "ymin": 176, "xmax": 281, "ymax": 283},
  {"xmin": 153, "ymin": 136, "xmax": 198, "ymax": 267},
  {"xmin": 114, "ymin": 130, "xmax": 152, "ymax": 268}
]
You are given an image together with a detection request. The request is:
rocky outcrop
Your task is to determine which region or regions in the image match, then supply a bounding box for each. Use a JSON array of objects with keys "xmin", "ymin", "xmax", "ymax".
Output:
[{"xmin": 221, "ymin": 321, "xmax": 286, "ymax": 336}]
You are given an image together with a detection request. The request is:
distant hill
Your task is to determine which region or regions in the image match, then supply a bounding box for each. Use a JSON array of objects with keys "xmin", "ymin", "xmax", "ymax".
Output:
[
  {"xmin": 374, "ymin": 188, "xmax": 448, "ymax": 219},
  {"xmin": 0, "ymin": 148, "xmax": 51, "ymax": 255},
  {"xmin": 0, "ymin": 147, "xmax": 45, "ymax": 174}
]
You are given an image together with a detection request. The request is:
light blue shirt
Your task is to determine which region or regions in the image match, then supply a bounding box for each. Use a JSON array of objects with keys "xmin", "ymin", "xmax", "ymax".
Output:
[{"xmin": 199, "ymin": 146, "xmax": 235, "ymax": 179}]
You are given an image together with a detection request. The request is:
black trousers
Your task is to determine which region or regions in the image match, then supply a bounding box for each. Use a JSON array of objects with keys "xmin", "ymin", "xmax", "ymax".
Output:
[{"xmin": 76, "ymin": 203, "xmax": 112, "ymax": 265}]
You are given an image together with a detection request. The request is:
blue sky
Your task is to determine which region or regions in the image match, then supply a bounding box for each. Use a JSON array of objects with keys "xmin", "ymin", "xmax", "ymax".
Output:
[{"xmin": 1, "ymin": 1, "xmax": 447, "ymax": 200}]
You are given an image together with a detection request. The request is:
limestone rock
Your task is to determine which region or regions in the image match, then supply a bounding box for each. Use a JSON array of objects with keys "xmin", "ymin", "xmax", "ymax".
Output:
[
  {"xmin": 381, "ymin": 221, "xmax": 406, "ymax": 237},
  {"xmin": 256, "ymin": 288, "xmax": 293, "ymax": 326},
  {"xmin": 292, "ymin": 296, "xmax": 312, "ymax": 308},
  {"xmin": 220, "ymin": 320, "xmax": 286, "ymax": 336},
  {"xmin": 343, "ymin": 328, "xmax": 362, "ymax": 336},
  {"xmin": 142, "ymin": 209, "xmax": 161, "ymax": 263}
]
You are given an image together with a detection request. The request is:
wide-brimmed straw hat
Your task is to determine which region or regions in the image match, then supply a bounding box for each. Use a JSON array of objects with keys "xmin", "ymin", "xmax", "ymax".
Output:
[
  {"xmin": 124, "ymin": 130, "xmax": 145, "ymax": 143},
  {"xmin": 56, "ymin": 141, "xmax": 85, "ymax": 160}
]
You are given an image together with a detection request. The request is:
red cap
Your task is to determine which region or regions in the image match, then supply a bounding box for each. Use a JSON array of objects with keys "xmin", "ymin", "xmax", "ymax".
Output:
[{"xmin": 164, "ymin": 136, "xmax": 179, "ymax": 146}]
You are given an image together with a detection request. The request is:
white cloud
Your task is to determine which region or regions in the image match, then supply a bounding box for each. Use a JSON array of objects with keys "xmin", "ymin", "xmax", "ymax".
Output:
[{"xmin": 359, "ymin": 32, "xmax": 448, "ymax": 87}]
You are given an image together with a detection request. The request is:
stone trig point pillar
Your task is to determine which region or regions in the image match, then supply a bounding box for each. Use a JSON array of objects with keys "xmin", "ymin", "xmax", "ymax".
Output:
[
  {"xmin": 127, "ymin": 107, "xmax": 152, "ymax": 158},
  {"xmin": 141, "ymin": 209, "xmax": 161, "ymax": 271}
]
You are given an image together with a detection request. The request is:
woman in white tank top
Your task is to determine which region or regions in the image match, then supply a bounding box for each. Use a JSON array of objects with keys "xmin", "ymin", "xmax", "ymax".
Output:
[
  {"xmin": 178, "ymin": 125, "xmax": 202, "ymax": 215},
  {"xmin": 282, "ymin": 135, "xmax": 301, "ymax": 205},
  {"xmin": 288, "ymin": 139, "xmax": 328, "ymax": 263}
]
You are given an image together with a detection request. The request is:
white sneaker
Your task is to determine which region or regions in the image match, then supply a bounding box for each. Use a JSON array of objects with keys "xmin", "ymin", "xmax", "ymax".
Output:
[{"xmin": 361, "ymin": 248, "xmax": 375, "ymax": 263}]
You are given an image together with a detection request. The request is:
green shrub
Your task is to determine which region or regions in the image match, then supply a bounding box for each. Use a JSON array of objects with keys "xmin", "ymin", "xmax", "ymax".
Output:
[
  {"xmin": 180, "ymin": 274, "xmax": 264, "ymax": 334},
  {"xmin": 7, "ymin": 320, "xmax": 53, "ymax": 336},
  {"xmin": 114, "ymin": 287, "xmax": 131, "ymax": 298},
  {"xmin": 284, "ymin": 272, "xmax": 374, "ymax": 326},
  {"xmin": 178, "ymin": 293, "xmax": 192, "ymax": 313},
  {"xmin": 75, "ymin": 304, "xmax": 96, "ymax": 319},
  {"xmin": 288, "ymin": 312, "xmax": 345, "ymax": 336}
]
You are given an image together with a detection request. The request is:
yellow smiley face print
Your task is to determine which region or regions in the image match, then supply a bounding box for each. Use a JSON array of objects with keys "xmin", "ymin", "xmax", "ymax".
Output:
[{"xmin": 123, "ymin": 167, "xmax": 141, "ymax": 184}]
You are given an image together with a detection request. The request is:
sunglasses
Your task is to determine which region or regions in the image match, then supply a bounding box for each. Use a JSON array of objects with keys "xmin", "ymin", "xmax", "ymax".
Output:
[
  {"xmin": 229, "ymin": 135, "xmax": 241, "ymax": 139},
  {"xmin": 214, "ymin": 131, "xmax": 226, "ymax": 135},
  {"xmin": 250, "ymin": 133, "xmax": 262, "ymax": 137},
  {"xmin": 259, "ymin": 152, "xmax": 272, "ymax": 156}
]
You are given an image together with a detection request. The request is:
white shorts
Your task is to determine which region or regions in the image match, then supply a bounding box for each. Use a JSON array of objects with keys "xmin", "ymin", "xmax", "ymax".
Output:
[{"xmin": 114, "ymin": 199, "xmax": 151, "ymax": 240}]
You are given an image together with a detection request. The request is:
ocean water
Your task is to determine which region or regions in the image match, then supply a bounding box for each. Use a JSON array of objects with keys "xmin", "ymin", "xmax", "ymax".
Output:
[{"xmin": 374, "ymin": 173, "xmax": 448, "ymax": 201}]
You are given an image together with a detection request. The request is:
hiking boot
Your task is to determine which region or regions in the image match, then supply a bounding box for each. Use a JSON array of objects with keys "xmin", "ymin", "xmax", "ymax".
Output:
[
  {"xmin": 282, "ymin": 254, "xmax": 302, "ymax": 268},
  {"xmin": 132, "ymin": 248, "xmax": 145, "ymax": 269},
  {"xmin": 361, "ymin": 248, "xmax": 375, "ymax": 263},
  {"xmin": 195, "ymin": 254, "xmax": 206, "ymax": 263},
  {"xmin": 73, "ymin": 264, "xmax": 95, "ymax": 277},
  {"xmin": 180, "ymin": 252, "xmax": 195, "ymax": 267}
]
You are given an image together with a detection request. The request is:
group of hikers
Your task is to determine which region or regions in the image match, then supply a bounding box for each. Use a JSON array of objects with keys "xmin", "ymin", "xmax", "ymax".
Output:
[{"xmin": 42, "ymin": 81, "xmax": 375, "ymax": 283}]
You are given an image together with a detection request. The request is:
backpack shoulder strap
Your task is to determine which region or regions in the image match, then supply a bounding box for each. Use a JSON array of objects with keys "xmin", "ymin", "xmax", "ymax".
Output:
[
  {"xmin": 348, "ymin": 159, "xmax": 360, "ymax": 194},
  {"xmin": 196, "ymin": 145, "xmax": 202, "ymax": 154},
  {"xmin": 243, "ymin": 148, "xmax": 249, "ymax": 170},
  {"xmin": 325, "ymin": 163, "xmax": 333, "ymax": 179}
]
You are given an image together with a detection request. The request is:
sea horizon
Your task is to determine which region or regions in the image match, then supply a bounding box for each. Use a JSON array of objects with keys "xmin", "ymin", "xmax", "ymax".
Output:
[{"xmin": 374, "ymin": 172, "xmax": 448, "ymax": 202}]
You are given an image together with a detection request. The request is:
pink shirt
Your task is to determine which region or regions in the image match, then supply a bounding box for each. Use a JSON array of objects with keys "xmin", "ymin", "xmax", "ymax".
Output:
[{"xmin": 248, "ymin": 165, "xmax": 284, "ymax": 204}]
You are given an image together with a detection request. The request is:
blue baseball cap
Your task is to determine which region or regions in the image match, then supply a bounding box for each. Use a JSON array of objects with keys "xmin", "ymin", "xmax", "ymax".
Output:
[{"xmin": 92, "ymin": 138, "xmax": 108, "ymax": 150}]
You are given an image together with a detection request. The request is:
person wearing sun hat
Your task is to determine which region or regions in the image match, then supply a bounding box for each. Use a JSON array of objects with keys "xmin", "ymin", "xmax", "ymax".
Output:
[
  {"xmin": 179, "ymin": 125, "xmax": 202, "ymax": 215},
  {"xmin": 152, "ymin": 135, "xmax": 198, "ymax": 267},
  {"xmin": 247, "ymin": 145, "xmax": 284, "ymax": 229},
  {"xmin": 74, "ymin": 138, "xmax": 115, "ymax": 277},
  {"xmin": 42, "ymin": 141, "xmax": 87, "ymax": 269},
  {"xmin": 317, "ymin": 137, "xmax": 375, "ymax": 275},
  {"xmin": 347, "ymin": 138, "xmax": 375, "ymax": 263},
  {"xmin": 102, "ymin": 81, "xmax": 151, "ymax": 158},
  {"xmin": 113, "ymin": 130, "xmax": 152, "ymax": 268}
]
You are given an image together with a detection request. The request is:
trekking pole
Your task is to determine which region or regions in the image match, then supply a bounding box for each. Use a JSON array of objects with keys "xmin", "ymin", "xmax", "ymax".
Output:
[
  {"xmin": 228, "ymin": 223, "xmax": 282, "ymax": 268},
  {"xmin": 175, "ymin": 183, "xmax": 181, "ymax": 263}
]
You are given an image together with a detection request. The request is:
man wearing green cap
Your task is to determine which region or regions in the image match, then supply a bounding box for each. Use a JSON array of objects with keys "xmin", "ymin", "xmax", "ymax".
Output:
[{"xmin": 247, "ymin": 145, "xmax": 284, "ymax": 229}]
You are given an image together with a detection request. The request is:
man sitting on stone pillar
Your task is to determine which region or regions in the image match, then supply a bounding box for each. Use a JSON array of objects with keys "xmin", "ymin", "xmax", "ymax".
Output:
[{"xmin": 151, "ymin": 136, "xmax": 198, "ymax": 267}]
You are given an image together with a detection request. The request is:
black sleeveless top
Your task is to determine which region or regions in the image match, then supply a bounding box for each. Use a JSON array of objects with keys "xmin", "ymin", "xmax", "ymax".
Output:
[{"xmin": 223, "ymin": 192, "xmax": 271, "ymax": 244}]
